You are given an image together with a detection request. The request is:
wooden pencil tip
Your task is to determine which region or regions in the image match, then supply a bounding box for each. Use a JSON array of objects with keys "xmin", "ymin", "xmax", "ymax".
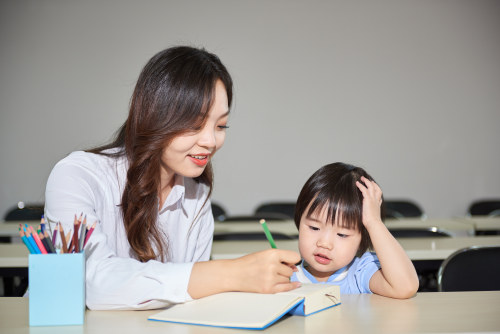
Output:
[{"xmin": 259, "ymin": 219, "xmax": 266, "ymax": 224}]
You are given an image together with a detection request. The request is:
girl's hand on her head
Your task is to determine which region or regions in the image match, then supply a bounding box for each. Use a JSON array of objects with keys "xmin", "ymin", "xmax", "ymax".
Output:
[
  {"xmin": 232, "ymin": 249, "xmax": 301, "ymax": 294},
  {"xmin": 356, "ymin": 176, "xmax": 383, "ymax": 228}
]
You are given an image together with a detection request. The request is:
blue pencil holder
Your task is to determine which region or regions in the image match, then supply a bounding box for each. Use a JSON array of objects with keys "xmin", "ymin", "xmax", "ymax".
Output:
[{"xmin": 29, "ymin": 253, "xmax": 86, "ymax": 326}]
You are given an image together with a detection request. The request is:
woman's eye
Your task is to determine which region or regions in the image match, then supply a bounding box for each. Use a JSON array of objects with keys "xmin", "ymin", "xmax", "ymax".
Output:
[{"xmin": 217, "ymin": 125, "xmax": 229, "ymax": 130}]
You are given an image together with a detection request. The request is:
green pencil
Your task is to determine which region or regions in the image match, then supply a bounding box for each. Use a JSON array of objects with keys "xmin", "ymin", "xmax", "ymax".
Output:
[{"xmin": 259, "ymin": 219, "xmax": 277, "ymax": 249}]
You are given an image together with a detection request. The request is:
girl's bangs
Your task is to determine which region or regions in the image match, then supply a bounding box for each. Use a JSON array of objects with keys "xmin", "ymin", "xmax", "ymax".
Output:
[{"xmin": 306, "ymin": 191, "xmax": 362, "ymax": 230}]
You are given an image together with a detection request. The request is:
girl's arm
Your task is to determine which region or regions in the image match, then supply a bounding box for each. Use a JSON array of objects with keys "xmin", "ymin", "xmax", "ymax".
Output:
[
  {"xmin": 356, "ymin": 177, "xmax": 419, "ymax": 299},
  {"xmin": 188, "ymin": 249, "xmax": 302, "ymax": 298}
]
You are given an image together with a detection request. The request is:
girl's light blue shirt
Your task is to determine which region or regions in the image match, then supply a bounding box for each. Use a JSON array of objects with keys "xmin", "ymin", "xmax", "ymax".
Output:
[{"xmin": 290, "ymin": 252, "xmax": 381, "ymax": 294}]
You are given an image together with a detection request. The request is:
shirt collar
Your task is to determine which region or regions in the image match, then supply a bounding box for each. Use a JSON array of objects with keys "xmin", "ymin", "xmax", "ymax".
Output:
[
  {"xmin": 159, "ymin": 174, "xmax": 187, "ymax": 216},
  {"xmin": 301, "ymin": 259, "xmax": 353, "ymax": 283}
]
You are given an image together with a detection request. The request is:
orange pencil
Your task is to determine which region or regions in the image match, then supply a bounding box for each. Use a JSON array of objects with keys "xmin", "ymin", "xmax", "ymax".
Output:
[{"xmin": 67, "ymin": 231, "xmax": 74, "ymax": 253}]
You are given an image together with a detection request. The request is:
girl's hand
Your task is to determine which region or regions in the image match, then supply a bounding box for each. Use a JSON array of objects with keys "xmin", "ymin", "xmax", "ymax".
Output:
[
  {"xmin": 231, "ymin": 249, "xmax": 301, "ymax": 294},
  {"xmin": 356, "ymin": 176, "xmax": 383, "ymax": 228}
]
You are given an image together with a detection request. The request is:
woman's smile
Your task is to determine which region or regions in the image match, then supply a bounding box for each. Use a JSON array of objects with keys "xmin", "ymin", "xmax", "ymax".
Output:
[{"xmin": 188, "ymin": 154, "xmax": 210, "ymax": 166}]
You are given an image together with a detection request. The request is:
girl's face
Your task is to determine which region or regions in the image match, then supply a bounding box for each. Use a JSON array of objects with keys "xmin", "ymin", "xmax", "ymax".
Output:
[
  {"xmin": 298, "ymin": 203, "xmax": 362, "ymax": 282},
  {"xmin": 160, "ymin": 80, "xmax": 229, "ymax": 180}
]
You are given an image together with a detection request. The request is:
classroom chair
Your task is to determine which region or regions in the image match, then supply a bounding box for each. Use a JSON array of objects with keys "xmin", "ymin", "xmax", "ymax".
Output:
[
  {"xmin": 388, "ymin": 228, "xmax": 451, "ymax": 238},
  {"xmin": 254, "ymin": 202, "xmax": 296, "ymax": 220},
  {"xmin": 4, "ymin": 203, "xmax": 44, "ymax": 222},
  {"xmin": 467, "ymin": 200, "xmax": 500, "ymax": 217},
  {"xmin": 437, "ymin": 246, "xmax": 500, "ymax": 292},
  {"xmin": 388, "ymin": 227, "xmax": 451, "ymax": 292},
  {"xmin": 384, "ymin": 200, "xmax": 425, "ymax": 219},
  {"xmin": 211, "ymin": 202, "xmax": 227, "ymax": 221}
]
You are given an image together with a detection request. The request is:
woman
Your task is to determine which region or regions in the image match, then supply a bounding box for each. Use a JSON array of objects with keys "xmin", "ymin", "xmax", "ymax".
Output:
[{"xmin": 44, "ymin": 46, "xmax": 300, "ymax": 310}]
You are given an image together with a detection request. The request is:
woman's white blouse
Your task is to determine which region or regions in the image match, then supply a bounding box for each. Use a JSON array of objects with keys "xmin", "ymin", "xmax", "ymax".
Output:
[{"xmin": 44, "ymin": 150, "xmax": 214, "ymax": 310}]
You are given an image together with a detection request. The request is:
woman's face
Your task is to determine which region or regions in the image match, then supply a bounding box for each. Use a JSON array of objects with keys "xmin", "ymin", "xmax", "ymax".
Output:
[{"xmin": 160, "ymin": 79, "xmax": 229, "ymax": 180}]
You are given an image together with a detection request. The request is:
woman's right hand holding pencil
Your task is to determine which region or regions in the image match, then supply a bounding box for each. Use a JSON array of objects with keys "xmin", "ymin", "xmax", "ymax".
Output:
[
  {"xmin": 230, "ymin": 249, "xmax": 301, "ymax": 294},
  {"xmin": 188, "ymin": 249, "xmax": 301, "ymax": 299}
]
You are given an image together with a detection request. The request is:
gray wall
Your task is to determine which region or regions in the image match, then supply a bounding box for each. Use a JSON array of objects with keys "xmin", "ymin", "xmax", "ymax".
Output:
[{"xmin": 1, "ymin": 0, "xmax": 499, "ymax": 219}]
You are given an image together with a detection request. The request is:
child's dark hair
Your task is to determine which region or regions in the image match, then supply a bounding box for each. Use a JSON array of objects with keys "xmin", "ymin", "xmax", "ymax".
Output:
[{"xmin": 294, "ymin": 162, "xmax": 385, "ymax": 256}]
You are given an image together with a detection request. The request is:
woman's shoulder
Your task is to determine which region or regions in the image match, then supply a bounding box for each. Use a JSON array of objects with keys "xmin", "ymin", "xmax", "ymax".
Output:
[{"xmin": 50, "ymin": 149, "xmax": 127, "ymax": 180}]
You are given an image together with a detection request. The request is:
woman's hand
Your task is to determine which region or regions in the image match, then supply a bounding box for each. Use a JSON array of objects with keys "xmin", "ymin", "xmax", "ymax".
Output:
[
  {"xmin": 189, "ymin": 249, "xmax": 301, "ymax": 299},
  {"xmin": 230, "ymin": 249, "xmax": 301, "ymax": 294},
  {"xmin": 356, "ymin": 176, "xmax": 383, "ymax": 228}
]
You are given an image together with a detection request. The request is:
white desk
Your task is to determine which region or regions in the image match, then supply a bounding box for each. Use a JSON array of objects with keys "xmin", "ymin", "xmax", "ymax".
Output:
[
  {"xmin": 214, "ymin": 218, "xmax": 476, "ymax": 239},
  {"xmin": 2, "ymin": 236, "xmax": 499, "ymax": 267},
  {"xmin": 0, "ymin": 218, "xmax": 477, "ymax": 241},
  {"xmin": 0, "ymin": 243, "xmax": 29, "ymax": 268},
  {"xmin": 1, "ymin": 292, "xmax": 499, "ymax": 333},
  {"xmin": 385, "ymin": 218, "xmax": 475, "ymax": 237},
  {"xmin": 455, "ymin": 216, "xmax": 500, "ymax": 234},
  {"xmin": 0, "ymin": 222, "xmax": 39, "ymax": 243},
  {"xmin": 211, "ymin": 236, "xmax": 500, "ymax": 261},
  {"xmin": 214, "ymin": 220, "xmax": 299, "ymax": 238}
]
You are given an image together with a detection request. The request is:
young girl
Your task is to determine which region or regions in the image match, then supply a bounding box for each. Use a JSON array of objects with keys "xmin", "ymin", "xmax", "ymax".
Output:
[
  {"xmin": 291, "ymin": 162, "xmax": 419, "ymax": 299},
  {"xmin": 44, "ymin": 46, "xmax": 300, "ymax": 310}
]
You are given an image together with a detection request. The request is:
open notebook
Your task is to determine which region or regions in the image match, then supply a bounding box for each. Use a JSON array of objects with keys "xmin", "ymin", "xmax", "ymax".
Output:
[{"xmin": 148, "ymin": 284, "xmax": 340, "ymax": 330}]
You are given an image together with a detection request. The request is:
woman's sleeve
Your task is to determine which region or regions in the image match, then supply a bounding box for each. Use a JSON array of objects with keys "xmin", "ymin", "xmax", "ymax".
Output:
[
  {"xmin": 192, "ymin": 197, "xmax": 215, "ymax": 262},
  {"xmin": 44, "ymin": 155, "xmax": 195, "ymax": 310}
]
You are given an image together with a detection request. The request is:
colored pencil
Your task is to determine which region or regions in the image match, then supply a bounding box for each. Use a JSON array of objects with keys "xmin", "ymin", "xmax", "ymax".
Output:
[
  {"xmin": 43, "ymin": 230, "xmax": 57, "ymax": 254},
  {"xmin": 17, "ymin": 212, "xmax": 96, "ymax": 255},
  {"xmin": 19, "ymin": 225, "xmax": 36, "ymax": 254},
  {"xmin": 29, "ymin": 225, "xmax": 48, "ymax": 254},
  {"xmin": 41, "ymin": 215, "xmax": 53, "ymax": 239},
  {"xmin": 38, "ymin": 231, "xmax": 54, "ymax": 254},
  {"xmin": 79, "ymin": 216, "xmax": 87, "ymax": 252},
  {"xmin": 59, "ymin": 222, "xmax": 68, "ymax": 253},
  {"xmin": 52, "ymin": 223, "xmax": 58, "ymax": 247},
  {"xmin": 66, "ymin": 231, "xmax": 74, "ymax": 253},
  {"xmin": 24, "ymin": 227, "xmax": 41, "ymax": 254},
  {"xmin": 259, "ymin": 219, "xmax": 277, "ymax": 249},
  {"xmin": 83, "ymin": 221, "xmax": 97, "ymax": 248},
  {"xmin": 73, "ymin": 214, "xmax": 83, "ymax": 253}
]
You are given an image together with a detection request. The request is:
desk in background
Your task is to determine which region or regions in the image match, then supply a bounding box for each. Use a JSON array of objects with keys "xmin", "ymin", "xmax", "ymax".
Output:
[
  {"xmin": 455, "ymin": 216, "xmax": 500, "ymax": 235},
  {"xmin": 211, "ymin": 236, "xmax": 500, "ymax": 261},
  {"xmin": 214, "ymin": 217, "xmax": 475, "ymax": 239},
  {"xmin": 0, "ymin": 221, "xmax": 38, "ymax": 243},
  {"xmin": 0, "ymin": 217, "xmax": 480, "ymax": 242},
  {"xmin": 1, "ymin": 291, "xmax": 499, "ymax": 333}
]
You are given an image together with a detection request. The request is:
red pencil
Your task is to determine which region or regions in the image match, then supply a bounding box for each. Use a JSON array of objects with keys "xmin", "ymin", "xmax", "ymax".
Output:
[{"xmin": 83, "ymin": 221, "xmax": 97, "ymax": 248}]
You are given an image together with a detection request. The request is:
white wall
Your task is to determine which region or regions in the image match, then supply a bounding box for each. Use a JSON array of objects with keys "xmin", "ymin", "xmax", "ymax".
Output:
[{"xmin": 1, "ymin": 0, "xmax": 499, "ymax": 219}]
